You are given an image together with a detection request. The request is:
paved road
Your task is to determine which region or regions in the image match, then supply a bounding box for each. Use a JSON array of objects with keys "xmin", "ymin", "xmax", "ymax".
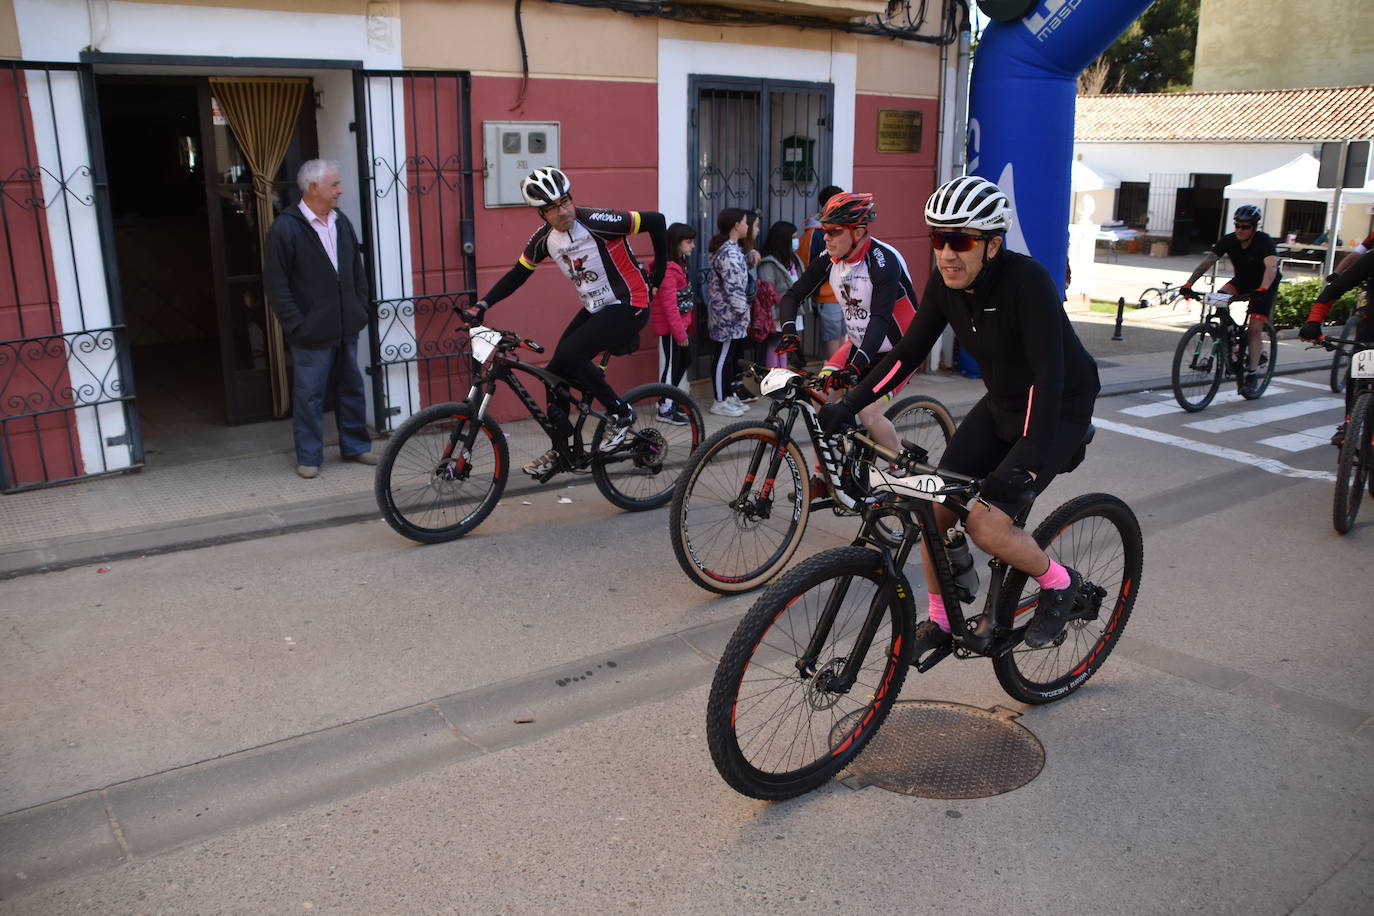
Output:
[{"xmin": 2, "ymin": 369, "xmax": 1372, "ymax": 914}]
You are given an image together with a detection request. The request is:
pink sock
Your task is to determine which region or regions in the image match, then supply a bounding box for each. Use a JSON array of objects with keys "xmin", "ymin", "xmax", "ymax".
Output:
[
  {"xmin": 1035, "ymin": 558, "xmax": 1071, "ymax": 591},
  {"xmin": 928, "ymin": 594, "xmax": 950, "ymax": 633}
]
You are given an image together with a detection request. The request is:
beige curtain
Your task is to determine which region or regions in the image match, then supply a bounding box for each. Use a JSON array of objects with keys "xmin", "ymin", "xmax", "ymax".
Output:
[{"xmin": 210, "ymin": 77, "xmax": 309, "ymax": 417}]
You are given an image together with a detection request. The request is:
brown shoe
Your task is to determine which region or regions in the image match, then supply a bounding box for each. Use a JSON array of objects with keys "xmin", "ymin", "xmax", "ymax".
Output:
[
  {"xmin": 344, "ymin": 452, "xmax": 379, "ymax": 466},
  {"xmin": 296, "ymin": 465, "xmax": 320, "ymax": 479}
]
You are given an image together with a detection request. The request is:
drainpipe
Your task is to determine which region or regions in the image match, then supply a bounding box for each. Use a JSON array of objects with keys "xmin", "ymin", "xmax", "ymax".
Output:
[{"xmin": 969, "ymin": 0, "xmax": 1154, "ymax": 293}]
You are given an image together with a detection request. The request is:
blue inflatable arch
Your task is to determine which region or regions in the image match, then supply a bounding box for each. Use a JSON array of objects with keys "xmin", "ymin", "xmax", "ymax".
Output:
[{"xmin": 970, "ymin": 0, "xmax": 1156, "ymax": 292}]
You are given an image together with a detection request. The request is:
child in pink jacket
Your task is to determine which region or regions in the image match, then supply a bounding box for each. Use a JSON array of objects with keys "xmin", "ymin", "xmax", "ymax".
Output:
[{"xmin": 649, "ymin": 222, "xmax": 698, "ymax": 424}]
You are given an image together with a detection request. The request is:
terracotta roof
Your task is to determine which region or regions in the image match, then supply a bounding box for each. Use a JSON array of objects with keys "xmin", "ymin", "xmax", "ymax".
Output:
[{"xmin": 1075, "ymin": 85, "xmax": 1374, "ymax": 142}]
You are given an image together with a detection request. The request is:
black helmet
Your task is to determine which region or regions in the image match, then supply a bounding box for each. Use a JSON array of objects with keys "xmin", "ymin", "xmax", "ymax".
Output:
[{"xmin": 1233, "ymin": 205, "xmax": 1262, "ymax": 225}]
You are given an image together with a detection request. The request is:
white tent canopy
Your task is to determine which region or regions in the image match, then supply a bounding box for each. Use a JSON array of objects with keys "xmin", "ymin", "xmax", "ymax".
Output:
[
  {"xmin": 1071, "ymin": 158, "xmax": 1121, "ymax": 192},
  {"xmin": 1224, "ymin": 153, "xmax": 1374, "ymax": 204}
]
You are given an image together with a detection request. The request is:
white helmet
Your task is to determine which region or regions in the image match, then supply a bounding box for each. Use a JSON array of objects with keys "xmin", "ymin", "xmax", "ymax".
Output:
[
  {"xmin": 925, "ymin": 175, "xmax": 1012, "ymax": 232},
  {"xmin": 520, "ymin": 167, "xmax": 571, "ymax": 207}
]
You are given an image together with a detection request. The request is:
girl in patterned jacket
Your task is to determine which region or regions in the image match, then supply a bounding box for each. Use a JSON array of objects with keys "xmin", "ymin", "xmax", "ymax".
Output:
[{"xmin": 707, "ymin": 207, "xmax": 751, "ymax": 417}]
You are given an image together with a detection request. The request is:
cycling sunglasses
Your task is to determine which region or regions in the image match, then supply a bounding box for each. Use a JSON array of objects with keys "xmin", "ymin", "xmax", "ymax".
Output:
[
  {"xmin": 930, "ymin": 230, "xmax": 993, "ymax": 252},
  {"xmin": 821, "ymin": 225, "xmax": 855, "ymax": 238},
  {"xmin": 1233, "ymin": 222, "xmax": 1255, "ymax": 230}
]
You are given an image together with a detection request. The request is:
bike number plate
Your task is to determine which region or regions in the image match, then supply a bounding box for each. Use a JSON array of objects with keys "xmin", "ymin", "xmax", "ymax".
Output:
[
  {"xmin": 1353, "ymin": 349, "xmax": 1374, "ymax": 380},
  {"xmin": 469, "ymin": 326, "xmax": 501, "ymax": 363},
  {"xmin": 868, "ymin": 467, "xmax": 946, "ymax": 502},
  {"xmin": 760, "ymin": 367, "xmax": 802, "ymax": 396}
]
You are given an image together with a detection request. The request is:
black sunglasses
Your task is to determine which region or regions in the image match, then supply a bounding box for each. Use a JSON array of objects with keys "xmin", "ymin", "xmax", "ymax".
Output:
[
  {"xmin": 930, "ymin": 230, "xmax": 992, "ymax": 252},
  {"xmin": 1234, "ymin": 222, "xmax": 1255, "ymax": 230}
]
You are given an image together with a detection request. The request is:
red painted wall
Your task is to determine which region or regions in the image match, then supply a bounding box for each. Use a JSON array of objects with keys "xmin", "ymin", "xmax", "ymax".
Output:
[
  {"xmin": 0, "ymin": 69, "xmax": 83, "ymax": 488},
  {"xmin": 852, "ymin": 95, "xmax": 940, "ymax": 296}
]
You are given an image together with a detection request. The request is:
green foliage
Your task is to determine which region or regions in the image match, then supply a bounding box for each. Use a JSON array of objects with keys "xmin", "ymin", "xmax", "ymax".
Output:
[
  {"xmin": 1272, "ymin": 279, "xmax": 1360, "ymax": 329},
  {"xmin": 1084, "ymin": 0, "xmax": 1199, "ymax": 94}
]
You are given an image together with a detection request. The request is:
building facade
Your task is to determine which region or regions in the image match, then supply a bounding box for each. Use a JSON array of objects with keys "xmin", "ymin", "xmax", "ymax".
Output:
[
  {"xmin": 0, "ymin": 0, "xmax": 964, "ymax": 491},
  {"xmin": 1193, "ymin": 0, "xmax": 1374, "ymax": 92}
]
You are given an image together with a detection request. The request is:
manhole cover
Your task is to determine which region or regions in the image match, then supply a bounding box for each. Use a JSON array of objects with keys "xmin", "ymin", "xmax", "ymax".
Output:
[{"xmin": 841, "ymin": 700, "xmax": 1044, "ymax": 798}]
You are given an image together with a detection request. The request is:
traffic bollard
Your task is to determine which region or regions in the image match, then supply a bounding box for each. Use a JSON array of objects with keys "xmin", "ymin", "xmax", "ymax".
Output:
[{"xmin": 1111, "ymin": 296, "xmax": 1125, "ymax": 341}]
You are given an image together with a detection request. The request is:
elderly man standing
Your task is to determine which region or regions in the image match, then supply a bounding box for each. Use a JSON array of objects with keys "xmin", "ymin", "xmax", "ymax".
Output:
[{"xmin": 264, "ymin": 159, "xmax": 376, "ymax": 478}]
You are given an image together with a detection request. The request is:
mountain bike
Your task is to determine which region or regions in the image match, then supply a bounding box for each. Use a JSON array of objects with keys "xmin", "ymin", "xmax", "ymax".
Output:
[
  {"xmin": 375, "ymin": 316, "xmax": 703, "ymax": 543},
  {"xmin": 1170, "ymin": 291, "xmax": 1276, "ymax": 411},
  {"xmin": 1314, "ymin": 334, "xmax": 1374, "ymax": 534},
  {"xmin": 668, "ymin": 363, "xmax": 955, "ymax": 594},
  {"xmin": 1137, "ymin": 280, "xmax": 1189, "ymax": 309},
  {"xmin": 1329, "ymin": 314, "xmax": 1360, "ymax": 394},
  {"xmin": 705, "ymin": 428, "xmax": 1142, "ymax": 800}
]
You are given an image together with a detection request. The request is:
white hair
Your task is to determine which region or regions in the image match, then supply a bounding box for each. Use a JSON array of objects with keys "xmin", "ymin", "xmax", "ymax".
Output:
[{"xmin": 297, "ymin": 159, "xmax": 341, "ymax": 195}]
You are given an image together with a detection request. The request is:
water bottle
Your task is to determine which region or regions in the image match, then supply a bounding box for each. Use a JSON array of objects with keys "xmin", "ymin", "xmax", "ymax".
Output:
[{"xmin": 944, "ymin": 528, "xmax": 979, "ymax": 603}]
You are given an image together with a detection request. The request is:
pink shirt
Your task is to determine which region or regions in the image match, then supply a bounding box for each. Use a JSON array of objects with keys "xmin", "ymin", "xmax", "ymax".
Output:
[{"xmin": 298, "ymin": 200, "xmax": 338, "ymax": 271}]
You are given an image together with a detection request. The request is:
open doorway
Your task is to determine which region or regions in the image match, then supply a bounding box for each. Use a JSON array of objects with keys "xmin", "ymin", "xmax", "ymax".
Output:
[{"xmin": 96, "ymin": 75, "xmax": 317, "ymax": 462}]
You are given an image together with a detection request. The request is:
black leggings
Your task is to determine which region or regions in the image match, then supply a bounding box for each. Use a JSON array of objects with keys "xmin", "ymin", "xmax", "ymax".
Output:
[
  {"xmin": 546, "ymin": 303, "xmax": 648, "ymax": 435},
  {"xmin": 713, "ymin": 337, "xmax": 746, "ymax": 402},
  {"xmin": 658, "ymin": 334, "xmax": 691, "ymax": 389}
]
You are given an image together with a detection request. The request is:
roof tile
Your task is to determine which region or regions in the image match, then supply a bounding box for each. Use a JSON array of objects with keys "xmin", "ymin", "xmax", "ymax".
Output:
[{"xmin": 1075, "ymin": 85, "xmax": 1374, "ymax": 141}]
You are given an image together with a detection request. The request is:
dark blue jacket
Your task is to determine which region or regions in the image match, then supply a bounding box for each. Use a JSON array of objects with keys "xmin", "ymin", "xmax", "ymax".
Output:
[{"xmin": 264, "ymin": 205, "xmax": 369, "ymax": 348}]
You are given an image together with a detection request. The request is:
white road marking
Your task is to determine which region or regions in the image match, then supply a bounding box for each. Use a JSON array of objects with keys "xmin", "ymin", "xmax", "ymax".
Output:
[
  {"xmin": 1093, "ymin": 417, "xmax": 1335, "ymax": 482},
  {"xmin": 1257, "ymin": 426, "xmax": 1339, "ymax": 452},
  {"xmin": 1274, "ymin": 376, "xmax": 1337, "ymax": 391},
  {"xmin": 1119, "ymin": 387, "xmax": 1271, "ymax": 418},
  {"xmin": 1183, "ymin": 398, "xmax": 1342, "ymax": 433}
]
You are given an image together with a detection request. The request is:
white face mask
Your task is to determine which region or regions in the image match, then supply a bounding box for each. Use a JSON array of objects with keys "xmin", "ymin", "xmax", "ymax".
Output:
[{"xmin": 791, "ymin": 237, "xmax": 800, "ymax": 252}]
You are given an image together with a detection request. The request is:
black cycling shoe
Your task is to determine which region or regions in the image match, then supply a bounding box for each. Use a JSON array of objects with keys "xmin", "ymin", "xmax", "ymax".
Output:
[
  {"xmin": 911, "ymin": 619, "xmax": 951, "ymax": 660},
  {"xmin": 1023, "ymin": 567, "xmax": 1083, "ymax": 649},
  {"xmin": 1240, "ymin": 371, "xmax": 1260, "ymax": 397},
  {"xmin": 1331, "ymin": 422, "xmax": 1347, "ymax": 448}
]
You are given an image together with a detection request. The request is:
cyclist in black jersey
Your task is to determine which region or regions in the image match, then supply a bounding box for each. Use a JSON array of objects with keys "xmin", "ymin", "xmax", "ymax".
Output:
[
  {"xmin": 1179, "ymin": 204, "xmax": 1281, "ymax": 397},
  {"xmin": 819, "ymin": 176, "xmax": 1101, "ymax": 653},
  {"xmin": 467, "ymin": 167, "xmax": 668, "ymax": 475}
]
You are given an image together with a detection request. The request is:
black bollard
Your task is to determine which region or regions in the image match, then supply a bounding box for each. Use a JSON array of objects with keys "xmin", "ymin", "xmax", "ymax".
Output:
[{"xmin": 1111, "ymin": 296, "xmax": 1125, "ymax": 341}]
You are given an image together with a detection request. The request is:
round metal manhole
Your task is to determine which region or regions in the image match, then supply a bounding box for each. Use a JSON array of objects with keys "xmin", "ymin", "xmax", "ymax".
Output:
[{"xmin": 841, "ymin": 700, "xmax": 1044, "ymax": 799}]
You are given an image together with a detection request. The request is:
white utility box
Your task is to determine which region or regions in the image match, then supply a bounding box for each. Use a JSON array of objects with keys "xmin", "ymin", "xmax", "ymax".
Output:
[{"xmin": 482, "ymin": 121, "xmax": 560, "ymax": 207}]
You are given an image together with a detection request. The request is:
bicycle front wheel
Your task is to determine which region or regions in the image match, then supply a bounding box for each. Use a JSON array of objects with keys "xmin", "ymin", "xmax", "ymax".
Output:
[
  {"xmin": 1139, "ymin": 287, "xmax": 1163, "ymax": 308},
  {"xmin": 375, "ymin": 403, "xmax": 509, "ymax": 543},
  {"xmin": 992, "ymin": 493, "xmax": 1143, "ymax": 705},
  {"xmin": 886, "ymin": 394, "xmax": 956, "ymax": 468},
  {"xmin": 669, "ymin": 422, "xmax": 810, "ymax": 594},
  {"xmin": 591, "ymin": 383, "xmax": 704, "ymax": 511},
  {"xmin": 705, "ymin": 547, "xmax": 915, "ymax": 800},
  {"xmin": 1330, "ymin": 317, "xmax": 1359, "ymax": 394},
  {"xmin": 1332, "ymin": 391, "xmax": 1371, "ymax": 534},
  {"xmin": 1171, "ymin": 323, "xmax": 1223, "ymax": 412},
  {"xmin": 1240, "ymin": 319, "xmax": 1277, "ymax": 400}
]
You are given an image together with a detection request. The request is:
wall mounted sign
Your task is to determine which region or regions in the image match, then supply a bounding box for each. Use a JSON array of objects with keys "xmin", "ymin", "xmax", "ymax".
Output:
[{"xmin": 877, "ymin": 109, "xmax": 921, "ymax": 153}]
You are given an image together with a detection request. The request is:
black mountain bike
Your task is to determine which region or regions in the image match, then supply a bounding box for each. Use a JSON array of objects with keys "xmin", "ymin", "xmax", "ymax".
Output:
[
  {"xmin": 376, "ymin": 317, "xmax": 703, "ymax": 543},
  {"xmin": 1137, "ymin": 280, "xmax": 1189, "ymax": 309},
  {"xmin": 705, "ymin": 429, "xmax": 1142, "ymax": 800},
  {"xmin": 668, "ymin": 363, "xmax": 954, "ymax": 594},
  {"xmin": 1329, "ymin": 315, "xmax": 1360, "ymax": 394},
  {"xmin": 1316, "ymin": 334, "xmax": 1374, "ymax": 534},
  {"xmin": 1171, "ymin": 291, "xmax": 1276, "ymax": 411}
]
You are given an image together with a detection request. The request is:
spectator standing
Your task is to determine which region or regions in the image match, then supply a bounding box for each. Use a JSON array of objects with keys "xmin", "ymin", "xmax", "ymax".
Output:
[
  {"xmin": 707, "ymin": 208, "xmax": 751, "ymax": 417},
  {"xmin": 263, "ymin": 159, "xmax": 376, "ymax": 479},
  {"xmin": 755, "ymin": 220, "xmax": 802, "ymax": 369},
  {"xmin": 648, "ymin": 221, "xmax": 698, "ymax": 424},
  {"xmin": 798, "ymin": 185, "xmax": 846, "ymax": 358}
]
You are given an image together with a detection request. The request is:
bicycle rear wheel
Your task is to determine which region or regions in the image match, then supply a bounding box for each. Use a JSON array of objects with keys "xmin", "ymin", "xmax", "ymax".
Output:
[
  {"xmin": 1330, "ymin": 317, "xmax": 1359, "ymax": 394},
  {"xmin": 668, "ymin": 421, "xmax": 810, "ymax": 594},
  {"xmin": 1171, "ymin": 323, "xmax": 1223, "ymax": 412},
  {"xmin": 1240, "ymin": 319, "xmax": 1277, "ymax": 400},
  {"xmin": 991, "ymin": 493, "xmax": 1142, "ymax": 705},
  {"xmin": 375, "ymin": 403, "xmax": 509, "ymax": 543},
  {"xmin": 591, "ymin": 383, "xmax": 703, "ymax": 511},
  {"xmin": 705, "ymin": 547, "xmax": 914, "ymax": 800},
  {"xmin": 1332, "ymin": 391, "xmax": 1371, "ymax": 534},
  {"xmin": 1138, "ymin": 287, "xmax": 1164, "ymax": 308},
  {"xmin": 886, "ymin": 394, "xmax": 956, "ymax": 468}
]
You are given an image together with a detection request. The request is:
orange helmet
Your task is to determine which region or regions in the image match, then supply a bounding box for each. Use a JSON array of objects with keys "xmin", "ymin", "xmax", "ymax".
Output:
[{"xmin": 820, "ymin": 191, "xmax": 876, "ymax": 227}]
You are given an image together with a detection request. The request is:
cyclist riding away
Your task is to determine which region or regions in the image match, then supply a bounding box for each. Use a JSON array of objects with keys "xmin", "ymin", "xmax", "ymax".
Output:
[
  {"xmin": 775, "ymin": 191, "xmax": 918, "ymax": 456},
  {"xmin": 1300, "ymin": 247, "xmax": 1374, "ymax": 446},
  {"xmin": 1179, "ymin": 204, "xmax": 1281, "ymax": 397},
  {"xmin": 819, "ymin": 175, "xmax": 1101, "ymax": 653},
  {"xmin": 465, "ymin": 167, "xmax": 668, "ymax": 475}
]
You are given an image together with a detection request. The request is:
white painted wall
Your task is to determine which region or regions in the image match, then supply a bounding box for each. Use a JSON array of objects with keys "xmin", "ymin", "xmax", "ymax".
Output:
[
  {"xmin": 1074, "ymin": 141, "xmax": 1315, "ymax": 185},
  {"xmin": 657, "ymin": 37, "xmax": 856, "ymax": 223}
]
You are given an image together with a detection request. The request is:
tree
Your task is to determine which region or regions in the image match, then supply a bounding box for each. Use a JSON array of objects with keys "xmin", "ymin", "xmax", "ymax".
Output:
[{"xmin": 1078, "ymin": 0, "xmax": 1199, "ymax": 95}]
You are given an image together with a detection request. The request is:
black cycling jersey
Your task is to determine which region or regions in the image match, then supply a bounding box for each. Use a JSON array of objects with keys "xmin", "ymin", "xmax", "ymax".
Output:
[
  {"xmin": 1319, "ymin": 248, "xmax": 1374, "ymax": 311},
  {"xmin": 1210, "ymin": 230, "xmax": 1280, "ymax": 293},
  {"xmin": 846, "ymin": 249, "xmax": 1099, "ymax": 474}
]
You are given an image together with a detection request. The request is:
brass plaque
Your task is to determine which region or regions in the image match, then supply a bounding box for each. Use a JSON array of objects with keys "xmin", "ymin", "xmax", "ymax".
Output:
[{"xmin": 877, "ymin": 109, "xmax": 922, "ymax": 153}]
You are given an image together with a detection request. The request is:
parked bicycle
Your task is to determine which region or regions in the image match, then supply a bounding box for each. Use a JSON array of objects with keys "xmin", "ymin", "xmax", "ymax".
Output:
[
  {"xmin": 1313, "ymin": 334, "xmax": 1374, "ymax": 534},
  {"xmin": 705, "ymin": 429, "xmax": 1142, "ymax": 800},
  {"xmin": 376, "ymin": 313, "xmax": 703, "ymax": 543},
  {"xmin": 1170, "ymin": 291, "xmax": 1276, "ymax": 411},
  {"xmin": 1137, "ymin": 279, "xmax": 1191, "ymax": 309},
  {"xmin": 668, "ymin": 363, "xmax": 954, "ymax": 594}
]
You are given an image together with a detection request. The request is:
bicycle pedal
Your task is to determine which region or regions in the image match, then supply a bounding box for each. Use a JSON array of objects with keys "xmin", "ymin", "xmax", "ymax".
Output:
[{"xmin": 912, "ymin": 643, "xmax": 952, "ymax": 673}]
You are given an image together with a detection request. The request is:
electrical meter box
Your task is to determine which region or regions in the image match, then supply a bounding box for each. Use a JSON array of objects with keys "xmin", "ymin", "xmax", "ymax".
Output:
[{"xmin": 483, "ymin": 121, "xmax": 560, "ymax": 207}]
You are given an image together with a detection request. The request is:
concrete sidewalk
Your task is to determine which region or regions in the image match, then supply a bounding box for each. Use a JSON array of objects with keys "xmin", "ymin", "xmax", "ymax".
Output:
[{"xmin": 0, "ymin": 255, "xmax": 1332, "ymax": 580}]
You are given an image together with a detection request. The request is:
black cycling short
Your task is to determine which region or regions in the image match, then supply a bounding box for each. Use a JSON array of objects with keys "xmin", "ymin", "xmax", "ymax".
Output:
[
  {"xmin": 1230, "ymin": 280, "xmax": 1279, "ymax": 319},
  {"xmin": 939, "ymin": 396, "xmax": 1093, "ymax": 516}
]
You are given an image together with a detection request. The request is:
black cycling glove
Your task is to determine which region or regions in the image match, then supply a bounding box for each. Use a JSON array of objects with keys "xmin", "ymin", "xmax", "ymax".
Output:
[
  {"xmin": 981, "ymin": 467, "xmax": 1035, "ymax": 506},
  {"xmin": 1299, "ymin": 321, "xmax": 1324, "ymax": 341},
  {"xmin": 818, "ymin": 398, "xmax": 859, "ymax": 437}
]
